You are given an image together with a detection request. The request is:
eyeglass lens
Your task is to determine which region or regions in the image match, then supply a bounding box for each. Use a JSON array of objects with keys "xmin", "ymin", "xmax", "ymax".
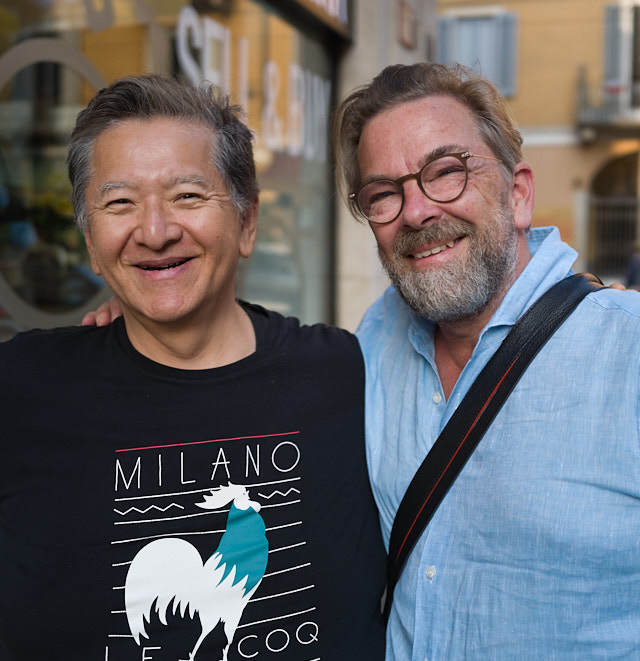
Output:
[{"xmin": 357, "ymin": 154, "xmax": 468, "ymax": 223}]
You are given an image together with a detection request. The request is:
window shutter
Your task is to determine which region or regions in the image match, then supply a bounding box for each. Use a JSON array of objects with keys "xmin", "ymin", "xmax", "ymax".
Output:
[
  {"xmin": 437, "ymin": 16, "xmax": 456, "ymax": 65},
  {"xmin": 604, "ymin": 4, "xmax": 621, "ymax": 85},
  {"xmin": 498, "ymin": 12, "xmax": 518, "ymax": 97},
  {"xmin": 437, "ymin": 12, "xmax": 518, "ymax": 98}
]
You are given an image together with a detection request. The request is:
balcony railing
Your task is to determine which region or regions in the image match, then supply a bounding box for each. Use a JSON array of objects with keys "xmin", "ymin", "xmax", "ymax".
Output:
[{"xmin": 576, "ymin": 68, "xmax": 640, "ymax": 140}]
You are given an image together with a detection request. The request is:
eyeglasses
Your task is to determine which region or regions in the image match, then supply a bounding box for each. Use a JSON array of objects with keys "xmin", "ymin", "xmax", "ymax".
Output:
[{"xmin": 350, "ymin": 151, "xmax": 503, "ymax": 225}]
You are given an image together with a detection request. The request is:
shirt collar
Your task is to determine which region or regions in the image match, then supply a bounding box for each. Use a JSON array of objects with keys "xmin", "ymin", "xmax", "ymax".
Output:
[{"xmin": 486, "ymin": 226, "xmax": 577, "ymax": 330}]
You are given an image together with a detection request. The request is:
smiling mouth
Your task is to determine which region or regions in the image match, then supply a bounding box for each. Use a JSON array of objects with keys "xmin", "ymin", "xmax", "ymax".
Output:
[
  {"xmin": 411, "ymin": 240, "xmax": 458, "ymax": 259},
  {"xmin": 137, "ymin": 258, "xmax": 191, "ymax": 271}
]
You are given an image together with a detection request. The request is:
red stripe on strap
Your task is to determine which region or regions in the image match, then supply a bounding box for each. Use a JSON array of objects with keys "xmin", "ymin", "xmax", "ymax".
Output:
[{"xmin": 394, "ymin": 354, "xmax": 521, "ymax": 564}]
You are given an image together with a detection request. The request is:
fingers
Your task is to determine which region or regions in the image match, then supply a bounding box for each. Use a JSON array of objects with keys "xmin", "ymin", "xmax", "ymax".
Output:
[
  {"xmin": 81, "ymin": 311, "xmax": 99, "ymax": 326},
  {"xmin": 81, "ymin": 297, "xmax": 123, "ymax": 326}
]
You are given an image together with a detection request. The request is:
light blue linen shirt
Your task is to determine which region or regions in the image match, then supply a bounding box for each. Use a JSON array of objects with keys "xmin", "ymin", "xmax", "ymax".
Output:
[{"xmin": 356, "ymin": 227, "xmax": 640, "ymax": 660}]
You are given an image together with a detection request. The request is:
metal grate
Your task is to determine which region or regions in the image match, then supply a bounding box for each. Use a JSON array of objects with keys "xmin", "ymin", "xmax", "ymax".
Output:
[{"xmin": 588, "ymin": 195, "xmax": 639, "ymax": 280}]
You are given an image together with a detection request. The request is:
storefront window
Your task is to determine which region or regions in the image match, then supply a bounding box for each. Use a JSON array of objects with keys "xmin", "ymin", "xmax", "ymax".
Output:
[{"xmin": 0, "ymin": 0, "xmax": 336, "ymax": 339}]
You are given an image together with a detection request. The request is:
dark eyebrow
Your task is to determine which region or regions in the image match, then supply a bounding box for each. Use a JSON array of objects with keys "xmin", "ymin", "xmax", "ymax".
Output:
[
  {"xmin": 424, "ymin": 144, "xmax": 465, "ymax": 163},
  {"xmin": 357, "ymin": 143, "xmax": 466, "ymax": 189}
]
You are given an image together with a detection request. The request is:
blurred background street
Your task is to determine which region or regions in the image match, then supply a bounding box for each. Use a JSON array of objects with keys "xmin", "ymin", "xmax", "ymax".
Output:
[{"xmin": 0, "ymin": 0, "xmax": 636, "ymax": 337}]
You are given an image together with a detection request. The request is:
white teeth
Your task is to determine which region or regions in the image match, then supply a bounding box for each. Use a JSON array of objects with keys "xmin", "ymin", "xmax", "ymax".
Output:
[{"xmin": 414, "ymin": 241, "xmax": 455, "ymax": 259}]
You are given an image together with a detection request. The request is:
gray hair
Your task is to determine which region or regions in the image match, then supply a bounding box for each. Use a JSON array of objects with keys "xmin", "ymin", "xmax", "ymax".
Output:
[
  {"xmin": 67, "ymin": 74, "xmax": 259, "ymax": 231},
  {"xmin": 332, "ymin": 62, "xmax": 523, "ymax": 220}
]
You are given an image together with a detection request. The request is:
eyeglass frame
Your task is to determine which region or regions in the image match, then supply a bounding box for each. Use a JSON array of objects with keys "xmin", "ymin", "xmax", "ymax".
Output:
[{"xmin": 349, "ymin": 150, "xmax": 504, "ymax": 225}]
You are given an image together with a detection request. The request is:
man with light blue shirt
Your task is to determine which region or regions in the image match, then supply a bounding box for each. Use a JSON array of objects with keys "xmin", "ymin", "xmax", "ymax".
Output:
[{"xmin": 334, "ymin": 62, "xmax": 640, "ymax": 659}]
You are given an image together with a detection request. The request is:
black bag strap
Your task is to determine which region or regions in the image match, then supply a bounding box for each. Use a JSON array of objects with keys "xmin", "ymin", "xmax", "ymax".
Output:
[{"xmin": 383, "ymin": 273, "xmax": 603, "ymax": 621}]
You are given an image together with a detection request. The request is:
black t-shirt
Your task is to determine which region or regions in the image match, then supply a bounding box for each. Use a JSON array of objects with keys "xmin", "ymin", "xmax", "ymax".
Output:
[{"xmin": 0, "ymin": 303, "xmax": 386, "ymax": 661}]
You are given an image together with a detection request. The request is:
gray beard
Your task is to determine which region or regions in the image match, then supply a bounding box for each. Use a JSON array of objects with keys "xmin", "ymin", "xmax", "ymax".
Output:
[{"xmin": 378, "ymin": 212, "xmax": 518, "ymax": 324}]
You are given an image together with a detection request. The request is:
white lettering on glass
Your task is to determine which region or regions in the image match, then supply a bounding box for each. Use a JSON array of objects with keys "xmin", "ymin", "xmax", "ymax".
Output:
[
  {"xmin": 176, "ymin": 7, "xmax": 232, "ymax": 90},
  {"xmin": 261, "ymin": 60, "xmax": 284, "ymax": 151}
]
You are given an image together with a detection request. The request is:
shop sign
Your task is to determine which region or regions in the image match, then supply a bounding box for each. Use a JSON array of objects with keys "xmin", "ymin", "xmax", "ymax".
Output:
[{"xmin": 176, "ymin": 7, "xmax": 332, "ymax": 164}]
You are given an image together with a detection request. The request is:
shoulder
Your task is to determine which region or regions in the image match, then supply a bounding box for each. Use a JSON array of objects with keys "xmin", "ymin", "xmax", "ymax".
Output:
[
  {"xmin": 356, "ymin": 286, "xmax": 415, "ymax": 352},
  {"xmin": 0, "ymin": 324, "xmax": 114, "ymax": 373},
  {"xmin": 241, "ymin": 300, "xmax": 362, "ymax": 363},
  {"xmin": 555, "ymin": 286, "xmax": 640, "ymax": 359},
  {"xmin": 582, "ymin": 286, "xmax": 640, "ymax": 323},
  {"xmin": 1, "ymin": 324, "xmax": 94, "ymax": 353}
]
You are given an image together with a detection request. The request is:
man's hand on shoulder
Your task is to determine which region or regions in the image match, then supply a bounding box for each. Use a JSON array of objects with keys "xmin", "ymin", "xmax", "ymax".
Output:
[{"xmin": 81, "ymin": 297, "xmax": 123, "ymax": 327}]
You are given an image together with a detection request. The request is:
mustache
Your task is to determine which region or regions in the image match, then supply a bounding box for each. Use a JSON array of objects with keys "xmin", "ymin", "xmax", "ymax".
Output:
[{"xmin": 392, "ymin": 219, "xmax": 475, "ymax": 258}]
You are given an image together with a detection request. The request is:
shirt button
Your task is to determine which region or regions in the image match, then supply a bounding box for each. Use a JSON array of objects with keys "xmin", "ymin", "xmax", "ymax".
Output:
[
  {"xmin": 432, "ymin": 392, "xmax": 442, "ymax": 404},
  {"xmin": 425, "ymin": 565, "xmax": 436, "ymax": 579}
]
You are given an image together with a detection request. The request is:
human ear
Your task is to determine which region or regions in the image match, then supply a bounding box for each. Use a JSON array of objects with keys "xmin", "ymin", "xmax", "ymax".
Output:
[
  {"xmin": 83, "ymin": 230, "xmax": 102, "ymax": 276},
  {"xmin": 239, "ymin": 198, "xmax": 258, "ymax": 259},
  {"xmin": 510, "ymin": 161, "xmax": 535, "ymax": 230}
]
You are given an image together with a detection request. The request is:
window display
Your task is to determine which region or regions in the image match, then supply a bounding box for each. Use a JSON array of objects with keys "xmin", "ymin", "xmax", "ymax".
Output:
[{"xmin": 0, "ymin": 0, "xmax": 336, "ymax": 337}]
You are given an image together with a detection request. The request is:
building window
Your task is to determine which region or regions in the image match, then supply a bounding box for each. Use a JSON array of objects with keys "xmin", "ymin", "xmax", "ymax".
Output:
[
  {"xmin": 438, "ymin": 11, "xmax": 518, "ymax": 97},
  {"xmin": 604, "ymin": 3, "xmax": 640, "ymax": 107}
]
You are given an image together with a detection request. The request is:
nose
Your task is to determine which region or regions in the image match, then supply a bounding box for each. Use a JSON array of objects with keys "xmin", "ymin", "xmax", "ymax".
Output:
[
  {"xmin": 133, "ymin": 200, "xmax": 182, "ymax": 249},
  {"xmin": 399, "ymin": 178, "xmax": 443, "ymax": 230}
]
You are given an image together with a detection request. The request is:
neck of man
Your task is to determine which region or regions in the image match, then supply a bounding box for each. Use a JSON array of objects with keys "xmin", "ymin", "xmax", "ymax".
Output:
[
  {"xmin": 434, "ymin": 238, "xmax": 532, "ymax": 399},
  {"xmin": 434, "ymin": 300, "xmax": 501, "ymax": 400},
  {"xmin": 122, "ymin": 299, "xmax": 256, "ymax": 370}
]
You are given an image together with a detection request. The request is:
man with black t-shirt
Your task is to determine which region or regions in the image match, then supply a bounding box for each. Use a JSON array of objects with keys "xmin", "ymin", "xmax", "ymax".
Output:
[{"xmin": 0, "ymin": 74, "xmax": 386, "ymax": 661}]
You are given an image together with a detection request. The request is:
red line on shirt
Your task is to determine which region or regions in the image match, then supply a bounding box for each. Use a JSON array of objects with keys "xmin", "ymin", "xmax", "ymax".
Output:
[{"xmin": 116, "ymin": 430, "xmax": 301, "ymax": 453}]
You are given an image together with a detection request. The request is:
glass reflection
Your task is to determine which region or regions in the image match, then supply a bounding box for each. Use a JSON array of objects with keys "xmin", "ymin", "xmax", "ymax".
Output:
[
  {"xmin": 0, "ymin": 61, "xmax": 102, "ymax": 313},
  {"xmin": 0, "ymin": 0, "xmax": 334, "ymax": 336}
]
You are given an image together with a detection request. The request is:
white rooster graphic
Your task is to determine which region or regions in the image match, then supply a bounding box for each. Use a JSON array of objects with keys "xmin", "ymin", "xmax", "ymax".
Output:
[{"xmin": 124, "ymin": 483, "xmax": 269, "ymax": 660}]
